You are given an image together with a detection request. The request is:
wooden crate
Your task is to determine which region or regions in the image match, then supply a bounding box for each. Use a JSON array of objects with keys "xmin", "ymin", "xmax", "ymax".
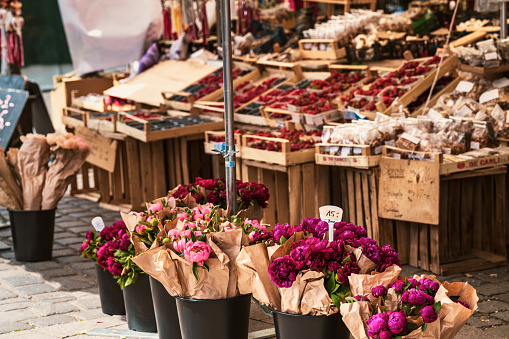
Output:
[
  {"xmin": 315, "ymin": 143, "xmax": 381, "ymax": 169},
  {"xmin": 116, "ymin": 111, "xmax": 224, "ymax": 142},
  {"xmin": 303, "ymin": 0, "xmax": 376, "ymax": 14},
  {"xmin": 241, "ymin": 134, "xmax": 316, "ymax": 166},
  {"xmin": 62, "ymin": 107, "xmax": 86, "ymax": 128},
  {"xmin": 241, "ymin": 159, "xmax": 330, "ymax": 226},
  {"xmin": 299, "ymin": 39, "xmax": 346, "ymax": 60}
]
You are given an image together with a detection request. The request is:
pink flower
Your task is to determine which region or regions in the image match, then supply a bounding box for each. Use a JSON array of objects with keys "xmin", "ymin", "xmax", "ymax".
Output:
[
  {"xmin": 248, "ymin": 232, "xmax": 257, "ymax": 242},
  {"xmin": 177, "ymin": 213, "xmax": 187, "ymax": 221},
  {"xmin": 168, "ymin": 229, "xmax": 181, "ymax": 240},
  {"xmin": 173, "ymin": 238, "xmax": 187, "ymax": 253},
  {"xmin": 193, "ymin": 213, "xmax": 203, "ymax": 221},
  {"xmin": 149, "ymin": 202, "xmax": 163, "ymax": 213},
  {"xmin": 135, "ymin": 225, "xmax": 146, "ymax": 233},
  {"xmin": 387, "ymin": 311, "xmax": 407, "ymax": 334},
  {"xmin": 224, "ymin": 226, "xmax": 234, "ymax": 232},
  {"xmin": 147, "ymin": 215, "xmax": 155, "ymax": 222},
  {"xmin": 421, "ymin": 306, "xmax": 438, "ymax": 323},
  {"xmin": 200, "ymin": 208, "xmax": 210, "ymax": 215},
  {"xmin": 184, "ymin": 241, "xmax": 211, "ymax": 266}
]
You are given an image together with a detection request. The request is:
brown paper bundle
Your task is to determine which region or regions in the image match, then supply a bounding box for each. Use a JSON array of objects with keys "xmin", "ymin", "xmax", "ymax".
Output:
[
  {"xmin": 0, "ymin": 177, "xmax": 20, "ymax": 210},
  {"xmin": 348, "ymin": 264, "xmax": 402, "ymax": 297},
  {"xmin": 340, "ymin": 301, "xmax": 371, "ymax": 339},
  {"xmin": 6, "ymin": 148, "xmax": 20, "ymax": 184},
  {"xmin": 41, "ymin": 148, "xmax": 90, "ymax": 210},
  {"xmin": 437, "ymin": 282, "xmax": 478, "ymax": 339},
  {"xmin": 17, "ymin": 135, "xmax": 50, "ymax": 210},
  {"xmin": 0, "ymin": 146, "xmax": 22, "ymax": 209}
]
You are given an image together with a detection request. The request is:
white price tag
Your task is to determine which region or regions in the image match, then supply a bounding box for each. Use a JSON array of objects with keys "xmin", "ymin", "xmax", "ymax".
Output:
[
  {"xmin": 374, "ymin": 146, "xmax": 382, "ymax": 155},
  {"xmin": 212, "ymin": 142, "xmax": 225, "ymax": 153},
  {"xmin": 91, "ymin": 217, "xmax": 105, "ymax": 232},
  {"xmin": 330, "ymin": 146, "xmax": 340, "ymax": 154},
  {"xmin": 479, "ymin": 89, "xmax": 499, "ymax": 104},
  {"xmin": 485, "ymin": 52, "xmax": 498, "ymax": 61},
  {"xmin": 353, "ymin": 147, "xmax": 363, "ymax": 155},
  {"xmin": 427, "ymin": 108, "xmax": 442, "ymax": 122},
  {"xmin": 442, "ymin": 147, "xmax": 451, "ymax": 154},
  {"xmin": 455, "ymin": 81, "xmax": 474, "ymax": 93},
  {"xmin": 319, "ymin": 205, "xmax": 343, "ymax": 241},
  {"xmin": 470, "ymin": 141, "xmax": 480, "ymax": 150},
  {"xmin": 457, "ymin": 105, "xmax": 473, "ymax": 117},
  {"xmin": 400, "ymin": 132, "xmax": 420, "ymax": 145},
  {"xmin": 493, "ymin": 77, "xmax": 509, "ymax": 89},
  {"xmin": 340, "ymin": 147, "xmax": 352, "ymax": 157}
]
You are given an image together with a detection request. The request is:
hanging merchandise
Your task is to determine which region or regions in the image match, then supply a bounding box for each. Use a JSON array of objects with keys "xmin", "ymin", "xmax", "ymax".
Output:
[
  {"xmin": 9, "ymin": 4, "xmax": 24, "ymax": 68},
  {"xmin": 170, "ymin": 0, "xmax": 184, "ymax": 37},
  {"xmin": 162, "ymin": 1, "xmax": 172, "ymax": 39},
  {"xmin": 198, "ymin": 0, "xmax": 209, "ymax": 45},
  {"xmin": 236, "ymin": 0, "xmax": 255, "ymax": 34}
]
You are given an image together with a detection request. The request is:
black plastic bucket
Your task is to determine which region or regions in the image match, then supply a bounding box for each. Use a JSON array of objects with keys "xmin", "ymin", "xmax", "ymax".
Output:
[
  {"xmin": 149, "ymin": 276, "xmax": 182, "ymax": 339},
  {"xmin": 175, "ymin": 294, "xmax": 251, "ymax": 339},
  {"xmin": 122, "ymin": 273, "xmax": 157, "ymax": 332},
  {"xmin": 95, "ymin": 265, "xmax": 126, "ymax": 316},
  {"xmin": 272, "ymin": 309, "xmax": 350, "ymax": 339},
  {"xmin": 8, "ymin": 209, "xmax": 56, "ymax": 262}
]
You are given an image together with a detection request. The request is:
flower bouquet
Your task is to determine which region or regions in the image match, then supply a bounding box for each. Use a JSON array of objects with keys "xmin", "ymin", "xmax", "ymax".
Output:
[
  {"xmin": 236, "ymin": 218, "xmax": 401, "ymax": 339},
  {"xmin": 169, "ymin": 177, "xmax": 270, "ymax": 221},
  {"xmin": 340, "ymin": 274, "xmax": 478, "ymax": 339},
  {"xmin": 3, "ymin": 133, "xmax": 90, "ymax": 261},
  {"xmin": 121, "ymin": 197, "xmax": 262, "ymax": 339}
]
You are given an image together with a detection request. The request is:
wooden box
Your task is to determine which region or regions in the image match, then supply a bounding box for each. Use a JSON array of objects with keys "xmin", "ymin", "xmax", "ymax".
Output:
[
  {"xmin": 315, "ymin": 143, "xmax": 381, "ymax": 169},
  {"xmin": 299, "ymin": 39, "xmax": 346, "ymax": 60}
]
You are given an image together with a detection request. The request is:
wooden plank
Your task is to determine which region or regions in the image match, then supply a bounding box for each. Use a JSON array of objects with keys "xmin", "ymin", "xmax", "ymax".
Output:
[
  {"xmin": 121, "ymin": 141, "xmax": 130, "ymax": 201},
  {"xmin": 81, "ymin": 162, "xmax": 90, "ymax": 190},
  {"xmin": 494, "ymin": 173, "xmax": 506, "ymax": 257},
  {"xmin": 336, "ymin": 168, "xmax": 348, "ymax": 221},
  {"xmin": 165, "ymin": 139, "xmax": 176, "ymax": 189},
  {"xmin": 448, "ymin": 180, "xmax": 461, "ymax": 258},
  {"xmin": 354, "ymin": 172, "xmax": 364, "ymax": 228},
  {"xmin": 242, "ymin": 159, "xmax": 288, "ymax": 173},
  {"xmin": 440, "ymin": 255, "xmax": 507, "ymax": 276},
  {"xmin": 315, "ymin": 165, "xmax": 330, "ymax": 216},
  {"xmin": 139, "ymin": 142, "xmax": 153, "ymax": 202},
  {"xmin": 449, "ymin": 31, "xmax": 487, "ymax": 48},
  {"xmin": 288, "ymin": 166, "xmax": 303, "ymax": 226},
  {"xmin": 302, "ymin": 163, "xmax": 316, "ymax": 219},
  {"xmin": 483, "ymin": 175, "xmax": 494, "ymax": 253},
  {"xmin": 111, "ymin": 147, "xmax": 123, "ymax": 202},
  {"xmin": 472, "ymin": 178, "xmax": 483, "ymax": 250},
  {"xmin": 361, "ymin": 173, "xmax": 372, "ymax": 238},
  {"xmin": 173, "ymin": 138, "xmax": 183, "ymax": 185},
  {"xmin": 409, "ymin": 223, "xmax": 419, "ymax": 267},
  {"xmin": 506, "ymin": 170, "xmax": 509, "ymax": 246},
  {"xmin": 460, "ymin": 178, "xmax": 474, "ymax": 254},
  {"xmin": 180, "ymin": 137, "xmax": 190, "ymax": 185},
  {"xmin": 211, "ymin": 156, "xmax": 222, "ymax": 178},
  {"xmin": 419, "ymin": 224, "xmax": 430, "ymax": 271},
  {"xmin": 275, "ymin": 171, "xmax": 290, "ymax": 224},
  {"xmin": 98, "ymin": 168, "xmax": 111, "ymax": 204},
  {"xmin": 395, "ymin": 221, "xmax": 409, "ymax": 265},
  {"xmin": 151, "ymin": 141, "xmax": 167, "ymax": 198},
  {"xmin": 369, "ymin": 171, "xmax": 380, "ymax": 244},
  {"xmin": 346, "ymin": 170, "xmax": 356, "ymax": 224},
  {"xmin": 259, "ymin": 168, "xmax": 276, "ymax": 226},
  {"xmin": 439, "ymin": 181, "xmax": 448, "ymax": 262},
  {"xmin": 429, "ymin": 224, "xmax": 440, "ymax": 274}
]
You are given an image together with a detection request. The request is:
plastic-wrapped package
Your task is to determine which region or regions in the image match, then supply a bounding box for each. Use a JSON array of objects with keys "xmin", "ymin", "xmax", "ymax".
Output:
[
  {"xmin": 452, "ymin": 97, "xmax": 480, "ymax": 117},
  {"xmin": 417, "ymin": 116, "xmax": 433, "ymax": 133},
  {"xmin": 498, "ymin": 39, "xmax": 509, "ymax": 60},
  {"xmin": 396, "ymin": 132, "xmax": 420, "ymax": 151},
  {"xmin": 497, "ymin": 110, "xmax": 509, "ymax": 138},
  {"xmin": 471, "ymin": 122, "xmax": 494, "ymax": 150},
  {"xmin": 321, "ymin": 125, "xmax": 335, "ymax": 143}
]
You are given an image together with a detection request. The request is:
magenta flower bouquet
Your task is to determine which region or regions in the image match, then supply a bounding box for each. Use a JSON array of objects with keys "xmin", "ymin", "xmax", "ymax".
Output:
[
  {"xmin": 236, "ymin": 218, "xmax": 401, "ymax": 316},
  {"xmin": 340, "ymin": 274, "xmax": 479, "ymax": 339}
]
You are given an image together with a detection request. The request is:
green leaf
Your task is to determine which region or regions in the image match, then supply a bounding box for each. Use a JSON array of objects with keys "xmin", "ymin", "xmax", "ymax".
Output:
[
  {"xmin": 341, "ymin": 255, "xmax": 352, "ymax": 265},
  {"xmin": 345, "ymin": 297, "xmax": 357, "ymax": 303},
  {"xmin": 394, "ymin": 337, "xmax": 402, "ymax": 339},
  {"xmin": 434, "ymin": 301, "xmax": 441, "ymax": 313},
  {"xmin": 203, "ymin": 262, "xmax": 210, "ymax": 271},
  {"xmin": 200, "ymin": 234, "xmax": 207, "ymax": 242},
  {"xmin": 279, "ymin": 235, "xmax": 287, "ymax": 245},
  {"xmin": 422, "ymin": 323, "xmax": 428, "ymax": 332},
  {"xmin": 192, "ymin": 262, "xmax": 199, "ymax": 280},
  {"xmin": 325, "ymin": 275, "xmax": 336, "ymax": 294},
  {"xmin": 336, "ymin": 285, "xmax": 351, "ymax": 297},
  {"xmin": 191, "ymin": 231, "xmax": 197, "ymax": 242},
  {"xmin": 331, "ymin": 293, "xmax": 342, "ymax": 309},
  {"xmin": 407, "ymin": 323, "xmax": 418, "ymax": 330},
  {"xmin": 449, "ymin": 296, "xmax": 460, "ymax": 301}
]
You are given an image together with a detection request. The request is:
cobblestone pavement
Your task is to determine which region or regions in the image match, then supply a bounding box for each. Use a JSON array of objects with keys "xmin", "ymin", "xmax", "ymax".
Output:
[{"xmin": 0, "ymin": 195, "xmax": 506, "ymax": 338}]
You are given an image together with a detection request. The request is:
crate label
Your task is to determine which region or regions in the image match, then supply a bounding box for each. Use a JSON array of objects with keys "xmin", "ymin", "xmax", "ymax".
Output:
[
  {"xmin": 455, "ymin": 81, "xmax": 474, "ymax": 93},
  {"xmin": 470, "ymin": 141, "xmax": 480, "ymax": 150},
  {"xmin": 457, "ymin": 105, "xmax": 472, "ymax": 117},
  {"xmin": 375, "ymin": 146, "xmax": 382, "ymax": 155},
  {"xmin": 75, "ymin": 126, "xmax": 118, "ymax": 173},
  {"xmin": 330, "ymin": 146, "xmax": 339, "ymax": 154},
  {"xmin": 213, "ymin": 142, "xmax": 226, "ymax": 153},
  {"xmin": 479, "ymin": 89, "xmax": 499, "ymax": 104},
  {"xmin": 353, "ymin": 147, "xmax": 363, "ymax": 155},
  {"xmin": 493, "ymin": 77, "xmax": 509, "ymax": 89},
  {"xmin": 341, "ymin": 147, "xmax": 352, "ymax": 157},
  {"xmin": 379, "ymin": 157, "xmax": 440, "ymax": 225},
  {"xmin": 443, "ymin": 147, "xmax": 451, "ymax": 154},
  {"xmin": 427, "ymin": 108, "xmax": 442, "ymax": 122},
  {"xmin": 400, "ymin": 132, "xmax": 420, "ymax": 145},
  {"xmin": 91, "ymin": 217, "xmax": 105, "ymax": 232},
  {"xmin": 276, "ymin": 121, "xmax": 285, "ymax": 128},
  {"xmin": 225, "ymin": 161, "xmax": 235, "ymax": 168},
  {"xmin": 485, "ymin": 52, "xmax": 499, "ymax": 61}
]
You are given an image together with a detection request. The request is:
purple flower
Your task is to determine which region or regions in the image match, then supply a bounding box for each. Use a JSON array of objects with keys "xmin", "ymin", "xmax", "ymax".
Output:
[
  {"xmin": 309, "ymin": 256, "xmax": 327, "ymax": 271},
  {"xmin": 401, "ymin": 288, "xmax": 433, "ymax": 306},
  {"xmin": 372, "ymin": 285, "xmax": 388, "ymax": 298},
  {"xmin": 408, "ymin": 278, "xmax": 419, "ymax": 288},
  {"xmin": 80, "ymin": 240, "xmax": 89, "ymax": 256},
  {"xmin": 355, "ymin": 237, "xmax": 381, "ymax": 265},
  {"xmin": 336, "ymin": 258, "xmax": 360, "ymax": 284},
  {"xmin": 366, "ymin": 313, "xmax": 389, "ymax": 337},
  {"xmin": 421, "ymin": 306, "xmax": 438, "ymax": 323},
  {"xmin": 454, "ymin": 300, "xmax": 470, "ymax": 309},
  {"xmin": 388, "ymin": 310, "xmax": 407, "ymax": 334},
  {"xmin": 419, "ymin": 278, "xmax": 439, "ymax": 293},
  {"xmin": 119, "ymin": 233, "xmax": 130, "ymax": 251},
  {"xmin": 379, "ymin": 330, "xmax": 393, "ymax": 339},
  {"xmin": 354, "ymin": 295, "xmax": 368, "ymax": 301},
  {"xmin": 377, "ymin": 244, "xmax": 400, "ymax": 272},
  {"xmin": 106, "ymin": 257, "xmax": 124, "ymax": 276},
  {"xmin": 290, "ymin": 246, "xmax": 311, "ymax": 270},
  {"xmin": 268, "ymin": 256, "xmax": 298, "ymax": 288},
  {"xmin": 390, "ymin": 280, "xmax": 406, "ymax": 294}
]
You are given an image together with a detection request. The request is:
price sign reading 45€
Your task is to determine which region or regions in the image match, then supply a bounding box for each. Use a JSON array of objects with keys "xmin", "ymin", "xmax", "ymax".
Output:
[{"xmin": 319, "ymin": 205, "xmax": 343, "ymax": 241}]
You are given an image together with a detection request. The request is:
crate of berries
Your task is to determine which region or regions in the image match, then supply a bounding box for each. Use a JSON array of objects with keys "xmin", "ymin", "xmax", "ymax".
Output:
[
  {"xmin": 204, "ymin": 130, "xmax": 243, "ymax": 157},
  {"xmin": 241, "ymin": 129, "xmax": 321, "ymax": 166}
]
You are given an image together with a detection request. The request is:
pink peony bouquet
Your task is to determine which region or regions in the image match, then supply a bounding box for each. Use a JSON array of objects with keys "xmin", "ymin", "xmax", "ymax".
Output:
[
  {"xmin": 340, "ymin": 274, "xmax": 478, "ymax": 339},
  {"xmin": 236, "ymin": 218, "xmax": 401, "ymax": 316}
]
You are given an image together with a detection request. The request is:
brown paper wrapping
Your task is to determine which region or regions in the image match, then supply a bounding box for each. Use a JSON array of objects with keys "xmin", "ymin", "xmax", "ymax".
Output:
[
  {"xmin": 0, "ymin": 177, "xmax": 20, "ymax": 210},
  {"xmin": 41, "ymin": 148, "xmax": 90, "ymax": 210},
  {"xmin": 6, "ymin": 148, "xmax": 20, "ymax": 184},
  {"xmin": 340, "ymin": 301, "xmax": 371, "ymax": 339},
  {"xmin": 348, "ymin": 264, "xmax": 402, "ymax": 297},
  {"xmin": 293, "ymin": 271, "xmax": 338, "ymax": 316},
  {"xmin": 17, "ymin": 135, "xmax": 50, "ymax": 210},
  {"xmin": 437, "ymin": 282, "xmax": 478, "ymax": 339},
  {"xmin": 0, "ymin": 146, "xmax": 22, "ymax": 209},
  {"xmin": 211, "ymin": 230, "xmax": 243, "ymax": 296}
]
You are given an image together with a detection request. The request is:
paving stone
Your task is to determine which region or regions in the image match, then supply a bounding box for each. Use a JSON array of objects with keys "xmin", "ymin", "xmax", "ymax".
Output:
[
  {"xmin": 477, "ymin": 283, "xmax": 509, "ymax": 296},
  {"xmin": 71, "ymin": 297, "xmax": 101, "ymax": 310},
  {"xmin": 22, "ymin": 261, "xmax": 62, "ymax": 272},
  {"xmin": 53, "ymin": 232, "xmax": 76, "ymax": 240},
  {"xmin": 0, "ymin": 289, "xmax": 16, "ymax": 300},
  {"xmin": 51, "ymin": 276, "xmax": 97, "ymax": 291},
  {"xmin": 31, "ymin": 302, "xmax": 80, "ymax": 316},
  {"xmin": 455, "ymin": 325, "xmax": 505, "ymax": 339},
  {"xmin": 58, "ymin": 208, "xmax": 85, "ymax": 214},
  {"xmin": 39, "ymin": 267, "xmax": 78, "ymax": 279},
  {"xmin": 467, "ymin": 314, "xmax": 505, "ymax": 328},
  {"xmin": 3, "ymin": 275, "xmax": 45, "ymax": 287},
  {"xmin": 33, "ymin": 292, "xmax": 76, "ymax": 303},
  {"xmin": 1, "ymin": 300, "xmax": 38, "ymax": 311},
  {"xmin": 0, "ymin": 309, "xmax": 37, "ymax": 323},
  {"xmin": 483, "ymin": 324, "xmax": 509, "ymax": 338},
  {"xmin": 68, "ymin": 243, "xmax": 84, "ymax": 252},
  {"xmin": 16, "ymin": 283, "xmax": 57, "ymax": 296},
  {"xmin": 71, "ymin": 308, "xmax": 105, "ymax": 320},
  {"xmin": 0, "ymin": 240, "xmax": 11, "ymax": 251},
  {"xmin": 68, "ymin": 212, "xmax": 101, "ymax": 219},
  {"xmin": 477, "ymin": 300, "xmax": 509, "ymax": 314},
  {"xmin": 57, "ymin": 221, "xmax": 86, "ymax": 228},
  {"xmin": 0, "ymin": 229, "xmax": 12, "ymax": 237},
  {"xmin": 68, "ymin": 226, "xmax": 95, "ymax": 234},
  {"xmin": 28, "ymin": 314, "xmax": 76, "ymax": 327},
  {"xmin": 0, "ymin": 297, "xmax": 31, "ymax": 305},
  {"xmin": 52, "ymin": 249, "xmax": 78, "ymax": 258},
  {"xmin": 69, "ymin": 261, "xmax": 94, "ymax": 272},
  {"xmin": 55, "ymin": 237, "xmax": 85, "ymax": 246},
  {"xmin": 492, "ymin": 310, "xmax": 509, "ymax": 322},
  {"xmin": 248, "ymin": 319, "xmax": 274, "ymax": 332},
  {"xmin": 55, "ymin": 256, "xmax": 89, "ymax": 264},
  {"xmin": 250, "ymin": 302, "xmax": 272, "ymax": 322},
  {"xmin": 0, "ymin": 262, "xmax": 18, "ymax": 271},
  {"xmin": 0, "ymin": 269, "xmax": 30, "ymax": 278},
  {"xmin": 0, "ymin": 321, "xmax": 33, "ymax": 334}
]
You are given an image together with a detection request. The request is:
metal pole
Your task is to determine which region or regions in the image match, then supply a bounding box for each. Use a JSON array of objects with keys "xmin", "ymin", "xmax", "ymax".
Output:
[
  {"xmin": 220, "ymin": 0, "xmax": 237, "ymax": 215},
  {"xmin": 502, "ymin": 0, "xmax": 507, "ymax": 39}
]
